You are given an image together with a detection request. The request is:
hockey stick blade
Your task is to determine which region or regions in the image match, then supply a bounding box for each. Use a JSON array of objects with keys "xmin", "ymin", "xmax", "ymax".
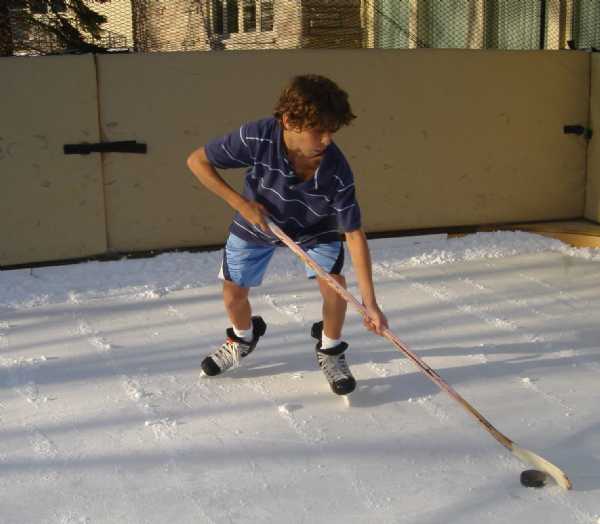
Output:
[
  {"xmin": 267, "ymin": 219, "xmax": 572, "ymax": 490},
  {"xmin": 511, "ymin": 445, "xmax": 572, "ymax": 490}
]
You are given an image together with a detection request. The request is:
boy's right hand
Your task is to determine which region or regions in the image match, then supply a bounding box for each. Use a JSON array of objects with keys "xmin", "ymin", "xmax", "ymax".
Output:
[{"xmin": 238, "ymin": 200, "xmax": 269, "ymax": 233}]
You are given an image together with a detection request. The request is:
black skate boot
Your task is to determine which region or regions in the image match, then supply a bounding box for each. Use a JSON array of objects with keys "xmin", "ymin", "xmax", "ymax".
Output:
[
  {"xmin": 201, "ymin": 316, "xmax": 267, "ymax": 376},
  {"xmin": 311, "ymin": 321, "xmax": 356, "ymax": 396}
]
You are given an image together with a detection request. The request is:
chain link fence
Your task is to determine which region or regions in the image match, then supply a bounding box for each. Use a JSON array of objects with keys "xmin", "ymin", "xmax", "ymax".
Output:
[{"xmin": 2, "ymin": 1, "xmax": 600, "ymax": 56}]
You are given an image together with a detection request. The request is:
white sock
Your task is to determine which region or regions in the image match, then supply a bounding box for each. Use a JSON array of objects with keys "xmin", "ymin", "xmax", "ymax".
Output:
[
  {"xmin": 233, "ymin": 326, "xmax": 253, "ymax": 342},
  {"xmin": 321, "ymin": 332, "xmax": 341, "ymax": 350}
]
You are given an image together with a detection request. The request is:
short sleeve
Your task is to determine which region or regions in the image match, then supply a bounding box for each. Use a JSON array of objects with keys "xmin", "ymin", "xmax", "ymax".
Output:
[
  {"xmin": 204, "ymin": 123, "xmax": 256, "ymax": 169},
  {"xmin": 330, "ymin": 150, "xmax": 361, "ymax": 232},
  {"xmin": 332, "ymin": 182, "xmax": 362, "ymax": 232}
]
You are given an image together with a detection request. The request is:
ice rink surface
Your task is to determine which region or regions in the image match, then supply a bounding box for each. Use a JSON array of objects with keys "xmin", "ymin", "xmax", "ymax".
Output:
[{"xmin": 1, "ymin": 232, "xmax": 599, "ymax": 523}]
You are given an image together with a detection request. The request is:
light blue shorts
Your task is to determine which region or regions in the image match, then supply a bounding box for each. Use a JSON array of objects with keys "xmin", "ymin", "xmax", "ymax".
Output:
[{"xmin": 219, "ymin": 234, "xmax": 344, "ymax": 288}]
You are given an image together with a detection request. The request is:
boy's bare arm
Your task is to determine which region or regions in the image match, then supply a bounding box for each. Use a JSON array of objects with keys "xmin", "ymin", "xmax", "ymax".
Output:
[
  {"xmin": 344, "ymin": 228, "xmax": 389, "ymax": 334},
  {"xmin": 186, "ymin": 147, "xmax": 268, "ymax": 231}
]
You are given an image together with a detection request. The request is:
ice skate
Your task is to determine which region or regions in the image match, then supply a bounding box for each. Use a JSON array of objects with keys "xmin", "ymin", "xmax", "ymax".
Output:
[
  {"xmin": 311, "ymin": 321, "xmax": 356, "ymax": 396},
  {"xmin": 201, "ymin": 316, "xmax": 267, "ymax": 376}
]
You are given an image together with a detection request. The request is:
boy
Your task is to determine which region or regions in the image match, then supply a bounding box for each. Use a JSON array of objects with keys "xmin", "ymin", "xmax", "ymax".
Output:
[{"xmin": 187, "ymin": 74, "xmax": 387, "ymax": 396}]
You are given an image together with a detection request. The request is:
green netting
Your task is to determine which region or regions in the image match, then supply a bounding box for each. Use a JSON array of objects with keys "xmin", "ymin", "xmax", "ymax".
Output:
[
  {"xmin": 374, "ymin": 0, "xmax": 413, "ymax": 48},
  {"xmin": 574, "ymin": 0, "xmax": 600, "ymax": 49},
  {"xmin": 419, "ymin": 1, "xmax": 473, "ymax": 49},
  {"xmin": 2, "ymin": 0, "xmax": 600, "ymax": 57},
  {"xmin": 491, "ymin": 0, "xmax": 542, "ymax": 50}
]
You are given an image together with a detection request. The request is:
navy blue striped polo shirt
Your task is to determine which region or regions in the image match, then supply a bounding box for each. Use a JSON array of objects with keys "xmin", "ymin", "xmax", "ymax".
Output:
[{"xmin": 204, "ymin": 117, "xmax": 362, "ymax": 247}]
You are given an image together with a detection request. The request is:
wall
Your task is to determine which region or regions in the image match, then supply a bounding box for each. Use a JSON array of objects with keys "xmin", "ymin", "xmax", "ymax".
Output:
[
  {"xmin": 0, "ymin": 55, "xmax": 107, "ymax": 266},
  {"xmin": 0, "ymin": 48, "xmax": 591, "ymax": 265},
  {"xmin": 585, "ymin": 52, "xmax": 600, "ymax": 222},
  {"xmin": 97, "ymin": 48, "xmax": 590, "ymax": 252}
]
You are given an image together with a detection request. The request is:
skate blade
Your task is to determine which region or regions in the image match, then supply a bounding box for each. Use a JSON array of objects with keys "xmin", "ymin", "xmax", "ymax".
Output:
[{"xmin": 342, "ymin": 393, "xmax": 352, "ymax": 407}]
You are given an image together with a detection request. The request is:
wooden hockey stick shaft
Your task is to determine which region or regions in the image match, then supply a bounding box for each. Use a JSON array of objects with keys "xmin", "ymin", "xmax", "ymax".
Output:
[{"xmin": 267, "ymin": 220, "xmax": 572, "ymax": 490}]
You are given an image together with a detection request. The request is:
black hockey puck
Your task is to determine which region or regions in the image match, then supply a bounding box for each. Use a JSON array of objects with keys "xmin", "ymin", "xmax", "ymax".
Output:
[{"xmin": 520, "ymin": 470, "xmax": 548, "ymax": 488}]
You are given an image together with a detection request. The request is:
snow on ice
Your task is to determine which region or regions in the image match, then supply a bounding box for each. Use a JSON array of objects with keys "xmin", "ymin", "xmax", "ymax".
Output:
[{"xmin": 1, "ymin": 231, "xmax": 600, "ymax": 523}]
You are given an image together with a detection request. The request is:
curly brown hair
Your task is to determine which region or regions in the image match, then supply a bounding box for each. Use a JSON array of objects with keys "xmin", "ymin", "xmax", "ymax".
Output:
[{"xmin": 273, "ymin": 74, "xmax": 356, "ymax": 132}]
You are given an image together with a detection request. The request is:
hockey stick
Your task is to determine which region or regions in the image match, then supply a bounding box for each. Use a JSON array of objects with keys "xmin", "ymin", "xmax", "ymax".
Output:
[{"xmin": 267, "ymin": 219, "xmax": 573, "ymax": 490}]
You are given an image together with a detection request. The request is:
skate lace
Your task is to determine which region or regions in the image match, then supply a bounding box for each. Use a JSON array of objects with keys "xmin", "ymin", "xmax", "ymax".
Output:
[
  {"xmin": 318, "ymin": 353, "xmax": 351, "ymax": 383},
  {"xmin": 212, "ymin": 339, "xmax": 246, "ymax": 371}
]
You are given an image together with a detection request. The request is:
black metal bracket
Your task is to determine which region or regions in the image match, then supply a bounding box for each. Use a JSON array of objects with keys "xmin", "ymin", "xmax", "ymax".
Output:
[
  {"xmin": 563, "ymin": 125, "xmax": 593, "ymax": 140},
  {"xmin": 64, "ymin": 140, "xmax": 147, "ymax": 155}
]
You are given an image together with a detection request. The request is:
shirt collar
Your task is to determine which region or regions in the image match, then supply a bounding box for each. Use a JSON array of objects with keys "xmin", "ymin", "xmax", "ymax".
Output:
[{"xmin": 273, "ymin": 117, "xmax": 334, "ymax": 189}]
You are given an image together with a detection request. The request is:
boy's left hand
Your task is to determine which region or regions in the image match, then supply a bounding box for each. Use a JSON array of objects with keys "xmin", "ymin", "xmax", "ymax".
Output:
[{"xmin": 363, "ymin": 304, "xmax": 388, "ymax": 336}]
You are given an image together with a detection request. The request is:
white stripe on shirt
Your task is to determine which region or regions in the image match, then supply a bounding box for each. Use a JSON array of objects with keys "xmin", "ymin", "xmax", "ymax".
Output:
[
  {"xmin": 332, "ymin": 203, "xmax": 356, "ymax": 213},
  {"xmin": 336, "ymin": 183, "xmax": 355, "ymax": 193},
  {"xmin": 239, "ymin": 126, "xmax": 248, "ymax": 148},
  {"xmin": 301, "ymin": 191, "xmax": 331, "ymax": 202},
  {"xmin": 333, "ymin": 175, "xmax": 353, "ymax": 189},
  {"xmin": 296, "ymin": 229, "xmax": 341, "ymax": 244},
  {"xmin": 270, "ymin": 214, "xmax": 305, "ymax": 228},
  {"xmin": 246, "ymin": 137, "xmax": 274, "ymax": 144},
  {"xmin": 259, "ymin": 179, "xmax": 335, "ymax": 218},
  {"xmin": 222, "ymin": 144, "xmax": 251, "ymax": 166},
  {"xmin": 255, "ymin": 161, "xmax": 295, "ymax": 177},
  {"xmin": 233, "ymin": 220, "xmax": 277, "ymax": 242}
]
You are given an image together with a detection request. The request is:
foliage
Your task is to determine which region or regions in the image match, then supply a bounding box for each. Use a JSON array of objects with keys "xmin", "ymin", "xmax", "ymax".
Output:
[{"xmin": 2, "ymin": 0, "xmax": 111, "ymax": 55}]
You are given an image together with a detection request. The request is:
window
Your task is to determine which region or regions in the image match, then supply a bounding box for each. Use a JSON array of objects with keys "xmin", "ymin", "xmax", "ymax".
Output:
[
  {"xmin": 29, "ymin": 0, "xmax": 47, "ymax": 14},
  {"xmin": 51, "ymin": 0, "xmax": 67, "ymax": 13},
  {"xmin": 8, "ymin": 0, "xmax": 28, "ymax": 9},
  {"xmin": 261, "ymin": 0, "xmax": 274, "ymax": 32},
  {"xmin": 243, "ymin": 0, "xmax": 256, "ymax": 33},
  {"xmin": 212, "ymin": 0, "xmax": 274, "ymax": 35},
  {"xmin": 212, "ymin": 0, "xmax": 224, "ymax": 34},
  {"xmin": 226, "ymin": 0, "xmax": 239, "ymax": 34}
]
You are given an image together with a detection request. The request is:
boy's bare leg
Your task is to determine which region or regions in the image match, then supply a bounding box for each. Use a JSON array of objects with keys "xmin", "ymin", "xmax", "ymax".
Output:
[
  {"xmin": 317, "ymin": 274, "xmax": 347, "ymax": 339},
  {"xmin": 223, "ymin": 280, "xmax": 252, "ymax": 330}
]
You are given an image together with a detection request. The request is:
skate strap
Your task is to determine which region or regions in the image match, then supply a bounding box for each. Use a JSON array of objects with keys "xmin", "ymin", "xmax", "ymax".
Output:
[
  {"xmin": 251, "ymin": 316, "xmax": 267, "ymax": 338},
  {"xmin": 317, "ymin": 341, "xmax": 348, "ymax": 356},
  {"xmin": 225, "ymin": 316, "xmax": 267, "ymax": 344}
]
